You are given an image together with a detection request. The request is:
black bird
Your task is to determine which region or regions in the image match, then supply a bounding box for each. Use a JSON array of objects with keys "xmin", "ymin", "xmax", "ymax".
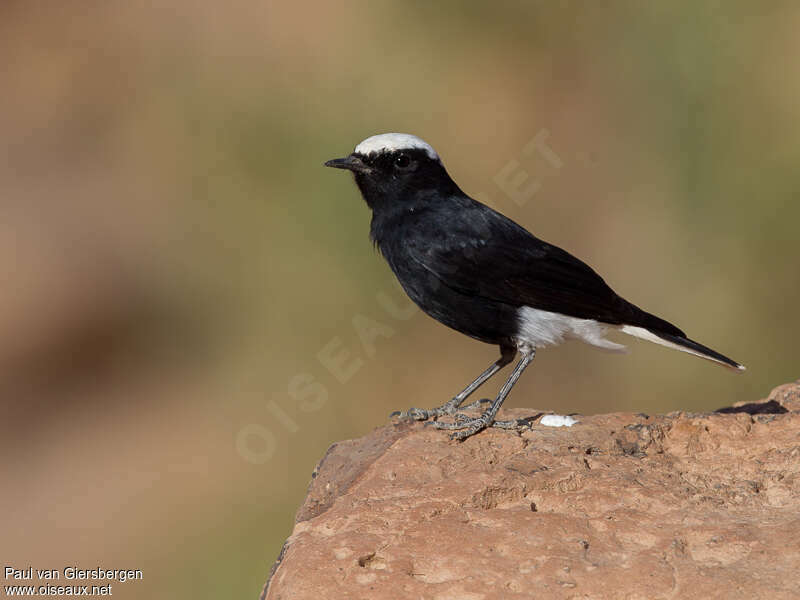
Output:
[{"xmin": 325, "ymin": 133, "xmax": 744, "ymax": 440}]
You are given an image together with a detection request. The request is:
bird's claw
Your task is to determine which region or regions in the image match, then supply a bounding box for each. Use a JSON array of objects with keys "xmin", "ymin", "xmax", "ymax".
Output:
[
  {"xmin": 390, "ymin": 395, "xmax": 483, "ymax": 423},
  {"xmin": 390, "ymin": 407, "xmax": 432, "ymax": 421},
  {"xmin": 492, "ymin": 417, "xmax": 535, "ymax": 430}
]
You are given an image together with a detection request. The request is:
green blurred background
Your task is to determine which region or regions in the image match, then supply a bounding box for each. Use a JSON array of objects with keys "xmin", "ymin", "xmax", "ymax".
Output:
[{"xmin": 2, "ymin": 1, "xmax": 798, "ymax": 598}]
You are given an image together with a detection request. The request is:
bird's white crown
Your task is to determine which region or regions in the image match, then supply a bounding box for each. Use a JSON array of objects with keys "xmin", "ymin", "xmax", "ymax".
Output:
[{"xmin": 354, "ymin": 133, "xmax": 439, "ymax": 160}]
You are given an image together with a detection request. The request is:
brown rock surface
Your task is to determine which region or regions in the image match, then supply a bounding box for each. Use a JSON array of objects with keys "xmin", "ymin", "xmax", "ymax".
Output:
[{"xmin": 262, "ymin": 382, "xmax": 800, "ymax": 599}]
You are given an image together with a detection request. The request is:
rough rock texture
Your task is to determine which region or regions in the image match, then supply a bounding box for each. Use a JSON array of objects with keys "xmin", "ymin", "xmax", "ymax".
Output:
[{"xmin": 262, "ymin": 382, "xmax": 800, "ymax": 600}]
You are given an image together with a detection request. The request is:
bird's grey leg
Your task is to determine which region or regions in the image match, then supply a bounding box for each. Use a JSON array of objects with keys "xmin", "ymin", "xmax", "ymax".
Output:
[
  {"xmin": 431, "ymin": 347, "xmax": 536, "ymax": 440},
  {"xmin": 391, "ymin": 346, "xmax": 516, "ymax": 421}
]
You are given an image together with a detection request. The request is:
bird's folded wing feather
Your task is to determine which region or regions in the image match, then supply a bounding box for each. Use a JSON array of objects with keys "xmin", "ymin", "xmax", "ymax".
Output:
[{"xmin": 405, "ymin": 202, "xmax": 656, "ymax": 328}]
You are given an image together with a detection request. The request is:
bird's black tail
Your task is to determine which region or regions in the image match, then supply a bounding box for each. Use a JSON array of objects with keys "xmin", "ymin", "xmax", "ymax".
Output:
[
  {"xmin": 617, "ymin": 302, "xmax": 744, "ymax": 371},
  {"xmin": 651, "ymin": 331, "xmax": 745, "ymax": 371},
  {"xmin": 620, "ymin": 322, "xmax": 745, "ymax": 372}
]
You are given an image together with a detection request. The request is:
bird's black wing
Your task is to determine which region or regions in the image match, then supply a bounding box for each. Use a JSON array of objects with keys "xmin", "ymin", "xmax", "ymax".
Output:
[{"xmin": 404, "ymin": 197, "xmax": 683, "ymax": 335}]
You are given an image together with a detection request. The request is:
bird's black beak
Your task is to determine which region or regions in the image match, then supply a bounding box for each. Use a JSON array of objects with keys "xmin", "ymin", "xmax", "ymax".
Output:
[{"xmin": 324, "ymin": 154, "xmax": 370, "ymax": 174}]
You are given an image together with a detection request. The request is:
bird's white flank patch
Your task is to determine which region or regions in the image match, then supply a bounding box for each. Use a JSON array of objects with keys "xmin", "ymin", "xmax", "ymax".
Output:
[
  {"xmin": 516, "ymin": 306, "xmax": 627, "ymax": 352},
  {"xmin": 540, "ymin": 415, "xmax": 578, "ymax": 427},
  {"xmin": 354, "ymin": 133, "xmax": 439, "ymax": 160}
]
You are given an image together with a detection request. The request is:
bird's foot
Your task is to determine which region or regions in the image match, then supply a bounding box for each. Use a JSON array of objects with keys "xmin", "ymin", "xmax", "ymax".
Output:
[
  {"xmin": 491, "ymin": 417, "xmax": 537, "ymax": 431},
  {"xmin": 390, "ymin": 398, "xmax": 491, "ymax": 422},
  {"xmin": 428, "ymin": 413, "xmax": 536, "ymax": 441},
  {"xmin": 428, "ymin": 413, "xmax": 491, "ymax": 440}
]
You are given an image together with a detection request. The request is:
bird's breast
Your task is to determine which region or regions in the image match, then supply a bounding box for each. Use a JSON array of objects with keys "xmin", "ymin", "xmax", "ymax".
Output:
[{"xmin": 374, "ymin": 237, "xmax": 518, "ymax": 346}]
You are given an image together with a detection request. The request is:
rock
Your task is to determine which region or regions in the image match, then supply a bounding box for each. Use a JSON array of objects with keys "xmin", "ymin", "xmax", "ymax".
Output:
[{"xmin": 261, "ymin": 382, "xmax": 800, "ymax": 600}]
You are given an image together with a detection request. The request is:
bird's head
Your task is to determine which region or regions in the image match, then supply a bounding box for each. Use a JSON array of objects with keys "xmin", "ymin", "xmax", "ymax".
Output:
[{"xmin": 325, "ymin": 133, "xmax": 460, "ymax": 209}]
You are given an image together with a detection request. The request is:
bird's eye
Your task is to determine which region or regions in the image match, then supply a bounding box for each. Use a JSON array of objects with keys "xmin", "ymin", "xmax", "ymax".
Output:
[{"xmin": 394, "ymin": 153, "xmax": 411, "ymax": 169}]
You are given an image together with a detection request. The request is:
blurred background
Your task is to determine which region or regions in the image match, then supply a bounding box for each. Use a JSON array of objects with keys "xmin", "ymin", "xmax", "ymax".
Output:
[{"xmin": 2, "ymin": 1, "xmax": 798, "ymax": 598}]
